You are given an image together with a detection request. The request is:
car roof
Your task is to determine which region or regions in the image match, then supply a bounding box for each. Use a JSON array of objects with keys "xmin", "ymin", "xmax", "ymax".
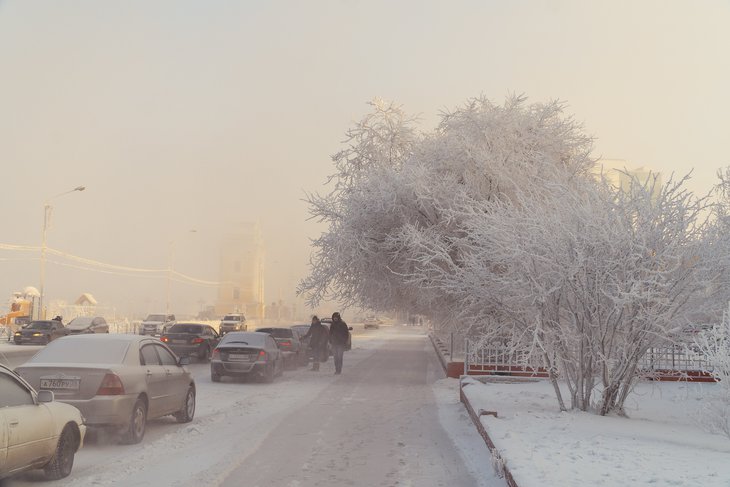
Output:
[{"xmin": 52, "ymin": 334, "xmax": 155, "ymax": 344}]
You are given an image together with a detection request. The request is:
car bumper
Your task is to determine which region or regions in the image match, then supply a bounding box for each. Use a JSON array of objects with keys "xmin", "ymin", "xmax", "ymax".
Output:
[
  {"xmin": 61, "ymin": 394, "xmax": 138, "ymax": 427},
  {"xmin": 211, "ymin": 360, "xmax": 266, "ymax": 376},
  {"xmin": 14, "ymin": 336, "xmax": 48, "ymax": 344},
  {"xmin": 168, "ymin": 344, "xmax": 204, "ymax": 357}
]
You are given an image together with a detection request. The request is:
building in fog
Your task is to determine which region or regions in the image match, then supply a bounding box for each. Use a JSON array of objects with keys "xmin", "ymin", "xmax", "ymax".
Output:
[
  {"xmin": 215, "ymin": 222, "xmax": 265, "ymax": 320},
  {"xmin": 597, "ymin": 159, "xmax": 662, "ymax": 199}
]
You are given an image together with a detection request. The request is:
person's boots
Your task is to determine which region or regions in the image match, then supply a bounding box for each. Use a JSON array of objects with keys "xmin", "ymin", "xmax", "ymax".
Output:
[{"xmin": 311, "ymin": 362, "xmax": 320, "ymax": 371}]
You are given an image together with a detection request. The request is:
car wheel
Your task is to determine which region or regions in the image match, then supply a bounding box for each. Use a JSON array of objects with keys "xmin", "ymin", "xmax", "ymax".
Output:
[
  {"xmin": 44, "ymin": 425, "xmax": 77, "ymax": 480},
  {"xmin": 174, "ymin": 386, "xmax": 196, "ymax": 423},
  {"xmin": 199, "ymin": 345, "xmax": 210, "ymax": 361},
  {"xmin": 121, "ymin": 398, "xmax": 147, "ymax": 444},
  {"xmin": 262, "ymin": 364, "xmax": 275, "ymax": 383}
]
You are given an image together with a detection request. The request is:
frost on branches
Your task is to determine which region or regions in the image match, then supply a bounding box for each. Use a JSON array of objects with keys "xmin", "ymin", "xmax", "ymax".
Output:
[
  {"xmin": 694, "ymin": 307, "xmax": 730, "ymax": 439},
  {"xmin": 300, "ymin": 94, "xmax": 717, "ymax": 415}
]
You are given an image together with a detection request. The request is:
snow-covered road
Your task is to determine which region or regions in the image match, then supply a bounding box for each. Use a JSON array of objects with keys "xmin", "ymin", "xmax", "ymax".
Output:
[{"xmin": 5, "ymin": 326, "xmax": 499, "ymax": 487}]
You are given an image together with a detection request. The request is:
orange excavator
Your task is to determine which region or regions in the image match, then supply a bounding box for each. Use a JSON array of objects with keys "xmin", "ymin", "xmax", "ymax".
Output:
[{"xmin": 0, "ymin": 293, "xmax": 33, "ymax": 327}]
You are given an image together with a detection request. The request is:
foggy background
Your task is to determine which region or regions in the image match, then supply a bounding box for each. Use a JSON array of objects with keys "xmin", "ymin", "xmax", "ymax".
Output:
[{"xmin": 0, "ymin": 0, "xmax": 728, "ymax": 318}]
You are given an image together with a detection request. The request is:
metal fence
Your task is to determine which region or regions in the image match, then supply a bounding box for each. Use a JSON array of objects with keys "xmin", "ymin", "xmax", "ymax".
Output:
[{"xmin": 460, "ymin": 337, "xmax": 714, "ymax": 378}]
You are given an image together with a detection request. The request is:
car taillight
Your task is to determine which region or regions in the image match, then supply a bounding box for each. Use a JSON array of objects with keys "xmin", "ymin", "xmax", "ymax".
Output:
[
  {"xmin": 192, "ymin": 338, "xmax": 204, "ymax": 344},
  {"xmin": 97, "ymin": 373, "xmax": 125, "ymax": 395},
  {"xmin": 212, "ymin": 348, "xmax": 220, "ymax": 359},
  {"xmin": 160, "ymin": 336, "xmax": 169, "ymax": 342},
  {"xmin": 258, "ymin": 350, "xmax": 267, "ymax": 360},
  {"xmin": 280, "ymin": 341, "xmax": 291, "ymax": 347}
]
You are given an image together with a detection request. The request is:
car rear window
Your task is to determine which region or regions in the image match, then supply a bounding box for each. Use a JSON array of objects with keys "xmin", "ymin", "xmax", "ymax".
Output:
[
  {"xmin": 256, "ymin": 328, "xmax": 293, "ymax": 338},
  {"xmin": 222, "ymin": 315, "xmax": 242, "ymax": 321},
  {"xmin": 68, "ymin": 317, "xmax": 93, "ymax": 327},
  {"xmin": 168, "ymin": 324, "xmax": 203, "ymax": 334},
  {"xmin": 220, "ymin": 333, "xmax": 265, "ymax": 346},
  {"xmin": 30, "ymin": 338, "xmax": 130, "ymax": 364}
]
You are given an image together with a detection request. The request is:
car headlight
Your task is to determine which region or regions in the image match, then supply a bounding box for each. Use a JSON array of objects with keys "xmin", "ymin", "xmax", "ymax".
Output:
[
  {"xmin": 32, "ymin": 332, "xmax": 42, "ymax": 336},
  {"xmin": 14, "ymin": 332, "xmax": 21, "ymax": 336}
]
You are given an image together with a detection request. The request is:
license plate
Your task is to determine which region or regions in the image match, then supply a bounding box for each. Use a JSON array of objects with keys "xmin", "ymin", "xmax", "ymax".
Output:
[
  {"xmin": 173, "ymin": 339, "xmax": 187, "ymax": 344},
  {"xmin": 40, "ymin": 378, "xmax": 80, "ymax": 390},
  {"xmin": 227, "ymin": 353, "xmax": 249, "ymax": 361}
]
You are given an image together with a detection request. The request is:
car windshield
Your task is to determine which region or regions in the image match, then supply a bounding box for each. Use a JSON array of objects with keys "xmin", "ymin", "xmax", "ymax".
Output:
[
  {"xmin": 291, "ymin": 325, "xmax": 310, "ymax": 333},
  {"xmin": 27, "ymin": 321, "xmax": 53, "ymax": 330},
  {"xmin": 222, "ymin": 315, "xmax": 242, "ymax": 321},
  {"xmin": 168, "ymin": 324, "xmax": 203, "ymax": 334},
  {"xmin": 145, "ymin": 314, "xmax": 166, "ymax": 321},
  {"xmin": 30, "ymin": 338, "xmax": 130, "ymax": 364},
  {"xmin": 67, "ymin": 317, "xmax": 93, "ymax": 328},
  {"xmin": 220, "ymin": 333, "xmax": 265, "ymax": 346},
  {"xmin": 256, "ymin": 328, "xmax": 293, "ymax": 338}
]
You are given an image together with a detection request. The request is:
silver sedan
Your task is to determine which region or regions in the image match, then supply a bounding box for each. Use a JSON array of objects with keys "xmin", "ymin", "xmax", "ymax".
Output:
[{"xmin": 15, "ymin": 334, "xmax": 196, "ymax": 444}]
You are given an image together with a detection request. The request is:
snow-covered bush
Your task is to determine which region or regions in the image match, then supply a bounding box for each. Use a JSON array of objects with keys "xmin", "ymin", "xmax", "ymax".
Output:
[{"xmin": 693, "ymin": 304, "xmax": 730, "ymax": 439}]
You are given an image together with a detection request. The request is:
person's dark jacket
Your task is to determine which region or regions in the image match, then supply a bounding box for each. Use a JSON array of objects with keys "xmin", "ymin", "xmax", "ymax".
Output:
[
  {"xmin": 302, "ymin": 321, "xmax": 328, "ymax": 349},
  {"xmin": 329, "ymin": 318, "xmax": 350, "ymax": 346}
]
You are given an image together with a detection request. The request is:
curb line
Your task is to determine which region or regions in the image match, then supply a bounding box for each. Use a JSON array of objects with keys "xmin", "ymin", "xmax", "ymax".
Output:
[
  {"xmin": 428, "ymin": 333, "xmax": 449, "ymax": 374},
  {"xmin": 460, "ymin": 380, "xmax": 520, "ymax": 487}
]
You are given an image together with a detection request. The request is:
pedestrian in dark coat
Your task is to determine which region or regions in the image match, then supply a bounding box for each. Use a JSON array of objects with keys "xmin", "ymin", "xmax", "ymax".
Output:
[
  {"xmin": 328, "ymin": 312, "xmax": 350, "ymax": 375},
  {"xmin": 301, "ymin": 315, "xmax": 328, "ymax": 371}
]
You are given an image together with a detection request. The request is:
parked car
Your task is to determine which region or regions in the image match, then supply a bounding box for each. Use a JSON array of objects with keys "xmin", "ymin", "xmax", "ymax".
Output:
[
  {"xmin": 66, "ymin": 316, "xmax": 110, "ymax": 334},
  {"xmin": 139, "ymin": 313, "xmax": 176, "ymax": 336},
  {"xmin": 256, "ymin": 327, "xmax": 306, "ymax": 367},
  {"xmin": 290, "ymin": 324, "xmax": 329, "ymax": 363},
  {"xmin": 0, "ymin": 363, "xmax": 85, "ymax": 481},
  {"xmin": 14, "ymin": 320, "xmax": 67, "ymax": 345},
  {"xmin": 219, "ymin": 313, "xmax": 247, "ymax": 335},
  {"xmin": 160, "ymin": 323, "xmax": 220, "ymax": 361},
  {"xmin": 15, "ymin": 334, "xmax": 195, "ymax": 445},
  {"xmin": 210, "ymin": 331, "xmax": 284, "ymax": 383}
]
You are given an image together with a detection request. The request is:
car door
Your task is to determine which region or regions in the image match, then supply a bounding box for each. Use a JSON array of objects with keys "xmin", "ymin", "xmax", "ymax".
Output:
[
  {"xmin": 138, "ymin": 343, "xmax": 168, "ymax": 419},
  {"xmin": 154, "ymin": 344, "xmax": 188, "ymax": 415},
  {"xmin": 0, "ymin": 407, "xmax": 8, "ymax": 474},
  {"xmin": 207, "ymin": 326, "xmax": 220, "ymax": 349},
  {"xmin": 0, "ymin": 370, "xmax": 54, "ymax": 475}
]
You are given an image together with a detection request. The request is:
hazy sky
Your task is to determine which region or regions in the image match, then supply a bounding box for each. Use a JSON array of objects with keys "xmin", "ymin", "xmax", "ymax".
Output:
[{"xmin": 1, "ymin": 0, "xmax": 728, "ymax": 318}]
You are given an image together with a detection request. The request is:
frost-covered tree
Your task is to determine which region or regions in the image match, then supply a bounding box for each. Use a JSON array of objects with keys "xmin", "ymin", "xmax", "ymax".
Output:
[
  {"xmin": 301, "ymin": 93, "xmax": 714, "ymax": 415},
  {"xmin": 300, "ymin": 95, "xmax": 594, "ymax": 330}
]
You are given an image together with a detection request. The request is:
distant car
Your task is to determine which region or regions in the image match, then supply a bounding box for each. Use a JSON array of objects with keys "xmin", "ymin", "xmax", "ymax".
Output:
[
  {"xmin": 256, "ymin": 327, "xmax": 306, "ymax": 366},
  {"xmin": 161, "ymin": 323, "xmax": 220, "ymax": 361},
  {"xmin": 14, "ymin": 320, "xmax": 67, "ymax": 345},
  {"xmin": 210, "ymin": 331, "xmax": 284, "ymax": 383},
  {"xmin": 0, "ymin": 363, "xmax": 85, "ymax": 481},
  {"xmin": 219, "ymin": 314, "xmax": 246, "ymax": 335},
  {"xmin": 364, "ymin": 315, "xmax": 381, "ymax": 329},
  {"xmin": 139, "ymin": 313, "xmax": 176, "ymax": 336},
  {"xmin": 15, "ymin": 334, "xmax": 196, "ymax": 445},
  {"xmin": 66, "ymin": 316, "xmax": 110, "ymax": 334}
]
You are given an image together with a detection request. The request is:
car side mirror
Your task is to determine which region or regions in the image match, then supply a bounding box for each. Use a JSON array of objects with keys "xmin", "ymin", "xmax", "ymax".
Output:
[
  {"xmin": 37, "ymin": 390, "xmax": 54, "ymax": 403},
  {"xmin": 179, "ymin": 356, "xmax": 191, "ymax": 366},
  {"xmin": 348, "ymin": 327, "xmax": 353, "ymax": 331}
]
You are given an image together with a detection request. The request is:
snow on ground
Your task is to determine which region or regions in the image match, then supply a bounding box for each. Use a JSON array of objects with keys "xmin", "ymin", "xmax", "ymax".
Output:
[{"xmin": 461, "ymin": 376, "xmax": 730, "ymax": 487}]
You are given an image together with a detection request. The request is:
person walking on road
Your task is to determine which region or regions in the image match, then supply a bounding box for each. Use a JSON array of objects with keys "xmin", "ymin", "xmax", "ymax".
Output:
[
  {"xmin": 301, "ymin": 315, "xmax": 328, "ymax": 371},
  {"xmin": 329, "ymin": 312, "xmax": 350, "ymax": 375}
]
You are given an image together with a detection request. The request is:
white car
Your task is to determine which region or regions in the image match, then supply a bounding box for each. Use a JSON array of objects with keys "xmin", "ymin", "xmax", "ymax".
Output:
[{"xmin": 0, "ymin": 364, "xmax": 85, "ymax": 481}]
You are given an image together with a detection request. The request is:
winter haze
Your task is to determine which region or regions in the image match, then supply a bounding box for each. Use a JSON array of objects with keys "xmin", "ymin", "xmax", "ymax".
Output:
[{"xmin": 0, "ymin": 0, "xmax": 728, "ymax": 317}]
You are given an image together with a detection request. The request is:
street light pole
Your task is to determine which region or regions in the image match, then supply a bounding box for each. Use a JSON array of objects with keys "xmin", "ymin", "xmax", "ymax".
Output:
[{"xmin": 38, "ymin": 186, "xmax": 85, "ymax": 320}]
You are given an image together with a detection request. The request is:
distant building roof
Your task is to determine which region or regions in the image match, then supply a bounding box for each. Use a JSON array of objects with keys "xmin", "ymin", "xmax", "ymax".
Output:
[{"xmin": 74, "ymin": 293, "xmax": 97, "ymax": 306}]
